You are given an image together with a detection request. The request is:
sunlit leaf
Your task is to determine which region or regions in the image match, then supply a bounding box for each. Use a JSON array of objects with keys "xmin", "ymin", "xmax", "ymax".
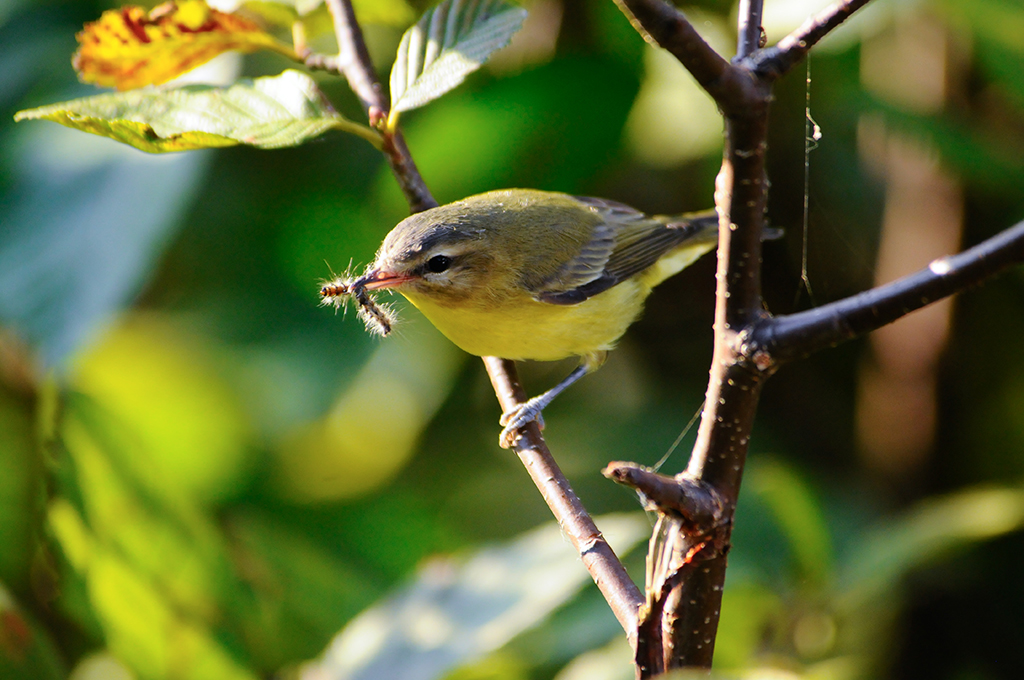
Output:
[
  {"xmin": 14, "ymin": 70, "xmax": 380, "ymax": 153},
  {"xmin": 300, "ymin": 513, "xmax": 648, "ymax": 680},
  {"xmin": 49, "ymin": 404, "xmax": 260, "ymax": 680},
  {"xmin": 388, "ymin": 0, "xmax": 527, "ymax": 127},
  {"xmin": 73, "ymin": 0, "xmax": 298, "ymax": 91},
  {"xmin": 59, "ymin": 404, "xmax": 225, "ymax": 620}
]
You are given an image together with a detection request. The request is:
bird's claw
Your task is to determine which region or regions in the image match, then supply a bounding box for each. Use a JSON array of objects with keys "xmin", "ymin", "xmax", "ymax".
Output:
[{"xmin": 498, "ymin": 403, "xmax": 545, "ymax": 448}]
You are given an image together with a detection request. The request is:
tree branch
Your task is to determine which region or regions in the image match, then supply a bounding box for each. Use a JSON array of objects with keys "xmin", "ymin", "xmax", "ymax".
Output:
[
  {"xmin": 603, "ymin": 463, "xmax": 723, "ymax": 530},
  {"xmin": 748, "ymin": 0, "xmax": 873, "ymax": 80},
  {"xmin": 611, "ymin": 0, "xmax": 1024, "ymax": 672},
  {"xmin": 606, "ymin": 0, "xmax": 766, "ymax": 673},
  {"xmin": 736, "ymin": 0, "xmax": 765, "ymax": 57},
  {"xmin": 755, "ymin": 220, "xmax": 1024, "ymax": 363},
  {"xmin": 323, "ymin": 0, "xmax": 385, "ymax": 111},
  {"xmin": 323, "ymin": 0, "xmax": 435, "ymax": 212},
  {"xmin": 484, "ymin": 358, "xmax": 644, "ymax": 647},
  {"xmin": 612, "ymin": 0, "xmax": 754, "ymax": 115}
]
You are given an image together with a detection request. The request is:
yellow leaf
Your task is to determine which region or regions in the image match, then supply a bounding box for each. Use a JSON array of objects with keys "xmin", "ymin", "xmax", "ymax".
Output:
[{"xmin": 73, "ymin": 1, "xmax": 298, "ymax": 91}]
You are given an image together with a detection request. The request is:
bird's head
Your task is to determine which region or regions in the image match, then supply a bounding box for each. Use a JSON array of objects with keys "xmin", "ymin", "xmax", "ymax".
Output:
[{"xmin": 356, "ymin": 207, "xmax": 502, "ymax": 306}]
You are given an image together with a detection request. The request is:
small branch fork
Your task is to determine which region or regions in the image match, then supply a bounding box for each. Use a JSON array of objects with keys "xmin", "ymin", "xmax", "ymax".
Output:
[
  {"xmin": 612, "ymin": 0, "xmax": 1024, "ymax": 674},
  {"xmin": 326, "ymin": 0, "xmax": 1024, "ymax": 676}
]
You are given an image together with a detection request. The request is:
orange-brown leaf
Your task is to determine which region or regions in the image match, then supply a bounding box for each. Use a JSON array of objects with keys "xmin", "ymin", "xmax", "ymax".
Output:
[{"xmin": 73, "ymin": 1, "xmax": 297, "ymax": 91}]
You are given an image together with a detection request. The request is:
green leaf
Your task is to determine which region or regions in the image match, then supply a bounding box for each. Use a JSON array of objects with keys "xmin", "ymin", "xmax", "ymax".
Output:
[
  {"xmin": 303, "ymin": 513, "xmax": 648, "ymax": 680},
  {"xmin": 748, "ymin": 459, "xmax": 834, "ymax": 588},
  {"xmin": 0, "ymin": 128, "xmax": 208, "ymax": 365},
  {"xmin": 839, "ymin": 486, "xmax": 1024, "ymax": 606},
  {"xmin": 388, "ymin": 0, "xmax": 527, "ymax": 125},
  {"xmin": 14, "ymin": 70, "xmax": 380, "ymax": 154}
]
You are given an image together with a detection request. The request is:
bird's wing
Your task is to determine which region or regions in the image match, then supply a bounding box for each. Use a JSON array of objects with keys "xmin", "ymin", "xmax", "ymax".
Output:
[{"xmin": 535, "ymin": 197, "xmax": 718, "ymax": 305}]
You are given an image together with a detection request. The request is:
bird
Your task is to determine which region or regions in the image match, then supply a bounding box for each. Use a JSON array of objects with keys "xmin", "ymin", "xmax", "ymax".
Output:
[{"xmin": 322, "ymin": 188, "xmax": 723, "ymax": 448}]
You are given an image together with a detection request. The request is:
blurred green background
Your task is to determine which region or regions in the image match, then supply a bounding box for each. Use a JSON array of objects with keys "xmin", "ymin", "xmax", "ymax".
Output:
[{"xmin": 2, "ymin": 0, "xmax": 1024, "ymax": 678}]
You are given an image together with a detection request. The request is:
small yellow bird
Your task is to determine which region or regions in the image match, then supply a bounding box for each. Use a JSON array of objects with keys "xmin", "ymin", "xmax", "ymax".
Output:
[{"xmin": 322, "ymin": 188, "xmax": 721, "ymax": 448}]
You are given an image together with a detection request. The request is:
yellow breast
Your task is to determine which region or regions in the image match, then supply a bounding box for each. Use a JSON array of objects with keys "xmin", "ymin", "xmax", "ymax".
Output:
[{"xmin": 402, "ymin": 278, "xmax": 652, "ymax": 362}]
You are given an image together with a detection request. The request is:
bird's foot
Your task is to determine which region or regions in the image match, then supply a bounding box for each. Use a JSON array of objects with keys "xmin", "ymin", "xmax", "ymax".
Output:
[{"xmin": 498, "ymin": 401, "xmax": 546, "ymax": 449}]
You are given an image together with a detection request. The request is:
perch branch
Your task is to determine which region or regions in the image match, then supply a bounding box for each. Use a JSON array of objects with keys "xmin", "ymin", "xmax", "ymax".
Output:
[{"xmin": 485, "ymin": 358, "xmax": 644, "ymax": 647}]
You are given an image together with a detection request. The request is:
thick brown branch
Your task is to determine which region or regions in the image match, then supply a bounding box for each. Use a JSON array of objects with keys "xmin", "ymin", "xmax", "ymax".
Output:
[
  {"xmin": 614, "ymin": 0, "xmax": 776, "ymax": 671},
  {"xmin": 754, "ymin": 220, "xmax": 1024, "ymax": 363},
  {"xmin": 748, "ymin": 0, "xmax": 872, "ymax": 80},
  {"xmin": 484, "ymin": 357, "xmax": 644, "ymax": 648}
]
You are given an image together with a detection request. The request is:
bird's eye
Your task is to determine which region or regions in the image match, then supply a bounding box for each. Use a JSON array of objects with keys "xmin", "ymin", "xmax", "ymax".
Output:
[{"xmin": 426, "ymin": 254, "xmax": 452, "ymax": 273}]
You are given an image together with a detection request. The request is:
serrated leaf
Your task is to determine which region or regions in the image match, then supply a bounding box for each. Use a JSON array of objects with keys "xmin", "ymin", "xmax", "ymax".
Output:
[
  {"xmin": 14, "ymin": 70, "xmax": 379, "ymax": 153},
  {"xmin": 388, "ymin": 0, "xmax": 527, "ymax": 124},
  {"xmin": 73, "ymin": 1, "xmax": 299, "ymax": 91}
]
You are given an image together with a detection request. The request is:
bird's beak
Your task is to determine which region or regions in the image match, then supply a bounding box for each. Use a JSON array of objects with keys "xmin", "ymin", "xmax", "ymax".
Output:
[{"xmin": 355, "ymin": 268, "xmax": 416, "ymax": 291}]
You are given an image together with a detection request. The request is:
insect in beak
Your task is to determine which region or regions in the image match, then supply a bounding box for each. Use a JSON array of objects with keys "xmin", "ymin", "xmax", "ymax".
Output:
[{"xmin": 319, "ymin": 268, "xmax": 404, "ymax": 336}]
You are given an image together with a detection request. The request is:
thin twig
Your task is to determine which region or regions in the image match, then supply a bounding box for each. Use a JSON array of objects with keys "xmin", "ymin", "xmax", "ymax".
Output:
[
  {"xmin": 323, "ymin": 0, "xmax": 386, "ymax": 111},
  {"xmin": 323, "ymin": 0, "xmax": 435, "ymax": 212},
  {"xmin": 736, "ymin": 0, "xmax": 765, "ymax": 58},
  {"xmin": 484, "ymin": 357, "xmax": 644, "ymax": 648},
  {"xmin": 747, "ymin": 0, "xmax": 873, "ymax": 80}
]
